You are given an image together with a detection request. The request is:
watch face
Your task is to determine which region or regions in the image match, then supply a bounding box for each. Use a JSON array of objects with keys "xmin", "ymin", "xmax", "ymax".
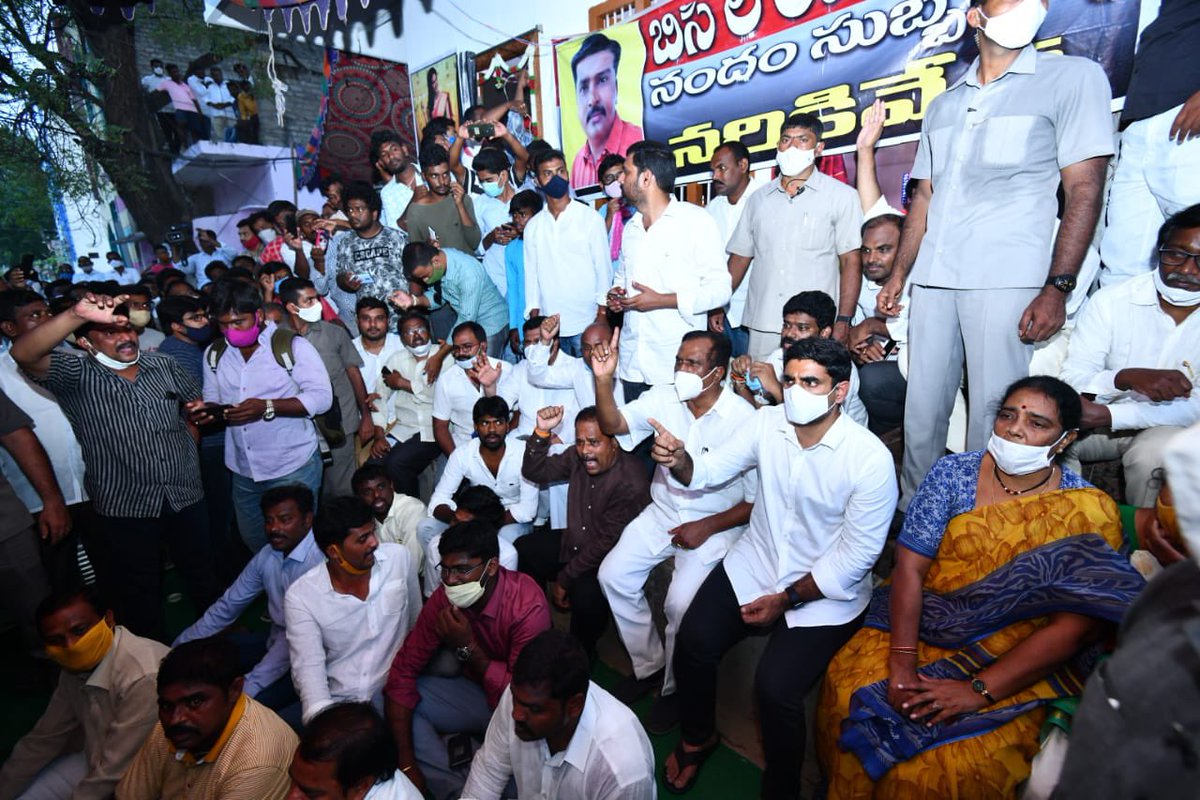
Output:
[{"xmin": 971, "ymin": 679, "xmax": 985, "ymax": 693}]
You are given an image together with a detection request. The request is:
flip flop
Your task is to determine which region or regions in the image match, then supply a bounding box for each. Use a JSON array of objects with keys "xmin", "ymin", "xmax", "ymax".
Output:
[{"xmin": 662, "ymin": 736, "xmax": 719, "ymax": 795}]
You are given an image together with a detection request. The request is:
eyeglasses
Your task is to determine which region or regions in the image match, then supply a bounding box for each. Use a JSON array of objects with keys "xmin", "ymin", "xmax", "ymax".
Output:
[
  {"xmin": 1158, "ymin": 247, "xmax": 1200, "ymax": 269},
  {"xmin": 436, "ymin": 561, "xmax": 486, "ymax": 579}
]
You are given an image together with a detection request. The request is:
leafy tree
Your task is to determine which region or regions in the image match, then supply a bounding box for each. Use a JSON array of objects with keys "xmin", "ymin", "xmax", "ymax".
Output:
[{"xmin": 0, "ymin": 131, "xmax": 55, "ymax": 265}]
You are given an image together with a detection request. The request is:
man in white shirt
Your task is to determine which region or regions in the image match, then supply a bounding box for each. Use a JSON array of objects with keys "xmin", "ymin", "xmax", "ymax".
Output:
[
  {"xmin": 203, "ymin": 67, "xmax": 237, "ymax": 142},
  {"xmin": 370, "ymin": 130, "xmax": 422, "ymax": 231},
  {"xmin": 525, "ymin": 318, "xmax": 627, "ymax": 422},
  {"xmin": 174, "ymin": 484, "xmax": 322, "ymax": 726},
  {"xmin": 462, "ymin": 630, "xmax": 656, "ymax": 800},
  {"xmin": 353, "ymin": 297, "xmax": 405, "ymax": 395},
  {"xmin": 285, "ymin": 497, "xmax": 421, "ymax": 723},
  {"xmin": 371, "ymin": 310, "xmax": 447, "ymax": 499},
  {"xmin": 353, "ymin": 463, "xmax": 425, "ymax": 573},
  {"xmin": 606, "ymin": 140, "xmax": 731, "ymax": 401},
  {"xmin": 592, "ymin": 328, "xmax": 755, "ymax": 732},
  {"xmin": 509, "ymin": 316, "xmax": 578, "ymax": 440},
  {"xmin": 417, "ymin": 396, "xmax": 536, "ymax": 592},
  {"xmin": 1060, "ymin": 204, "xmax": 1200, "ymax": 506},
  {"xmin": 472, "ymin": 147, "xmax": 521, "ymax": 301},
  {"xmin": 731, "ymin": 290, "xmax": 870, "ymax": 428},
  {"xmin": 431, "ymin": 321, "xmax": 517, "ymax": 454},
  {"xmin": 287, "ymin": 702, "xmax": 423, "ymax": 800},
  {"xmin": 183, "ymin": 229, "xmax": 236, "ymax": 289},
  {"xmin": 523, "ymin": 148, "xmax": 611, "ymax": 357},
  {"xmin": 706, "ymin": 141, "xmax": 769, "ymax": 359},
  {"xmin": 652, "ymin": 336, "xmax": 897, "ymax": 796}
]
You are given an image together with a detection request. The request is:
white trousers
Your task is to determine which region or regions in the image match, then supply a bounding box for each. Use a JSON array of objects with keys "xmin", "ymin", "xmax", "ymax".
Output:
[
  {"xmin": 597, "ymin": 503, "xmax": 739, "ymax": 695},
  {"xmin": 14, "ymin": 753, "xmax": 87, "ymax": 800},
  {"xmin": 1065, "ymin": 425, "xmax": 1186, "ymax": 506},
  {"xmin": 1100, "ymin": 105, "xmax": 1200, "ymax": 287}
]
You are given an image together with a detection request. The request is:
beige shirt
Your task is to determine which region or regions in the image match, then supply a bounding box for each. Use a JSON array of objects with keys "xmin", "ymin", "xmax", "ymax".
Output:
[
  {"xmin": 115, "ymin": 696, "xmax": 297, "ymax": 800},
  {"xmin": 0, "ymin": 627, "xmax": 167, "ymax": 800},
  {"xmin": 376, "ymin": 492, "xmax": 427, "ymax": 571}
]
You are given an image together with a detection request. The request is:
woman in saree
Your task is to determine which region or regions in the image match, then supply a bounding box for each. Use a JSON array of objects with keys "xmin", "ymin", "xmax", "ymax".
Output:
[
  {"xmin": 427, "ymin": 69, "xmax": 452, "ymax": 123},
  {"xmin": 817, "ymin": 376, "xmax": 1146, "ymax": 798}
]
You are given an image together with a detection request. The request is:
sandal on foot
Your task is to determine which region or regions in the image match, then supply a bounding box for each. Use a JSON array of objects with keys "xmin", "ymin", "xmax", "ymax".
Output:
[{"xmin": 662, "ymin": 737, "xmax": 719, "ymax": 795}]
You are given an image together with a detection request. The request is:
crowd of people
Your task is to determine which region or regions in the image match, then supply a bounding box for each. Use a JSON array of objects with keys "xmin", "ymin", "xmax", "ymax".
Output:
[
  {"xmin": 140, "ymin": 59, "xmax": 260, "ymax": 152},
  {"xmin": 0, "ymin": 0, "xmax": 1198, "ymax": 798}
]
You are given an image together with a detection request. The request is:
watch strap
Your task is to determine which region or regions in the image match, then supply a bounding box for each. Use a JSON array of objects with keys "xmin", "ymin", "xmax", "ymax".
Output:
[
  {"xmin": 784, "ymin": 585, "xmax": 804, "ymax": 608},
  {"xmin": 835, "ymin": 314, "xmax": 854, "ymax": 324}
]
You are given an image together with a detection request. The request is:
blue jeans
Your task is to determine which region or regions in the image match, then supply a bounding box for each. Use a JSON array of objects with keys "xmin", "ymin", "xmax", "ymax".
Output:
[
  {"xmin": 724, "ymin": 316, "xmax": 750, "ymax": 359},
  {"xmin": 558, "ymin": 333, "xmax": 583, "ymax": 358},
  {"xmin": 412, "ymin": 676, "xmax": 494, "ymax": 800},
  {"xmin": 231, "ymin": 449, "xmax": 324, "ymax": 552}
]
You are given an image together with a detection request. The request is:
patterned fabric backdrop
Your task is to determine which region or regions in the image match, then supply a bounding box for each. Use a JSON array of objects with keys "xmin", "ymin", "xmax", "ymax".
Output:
[{"xmin": 313, "ymin": 50, "xmax": 416, "ymax": 189}]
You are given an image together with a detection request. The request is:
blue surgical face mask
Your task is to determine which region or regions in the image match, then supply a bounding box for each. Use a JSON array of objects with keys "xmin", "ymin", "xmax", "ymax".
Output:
[
  {"xmin": 274, "ymin": 277, "xmax": 285, "ymax": 294},
  {"xmin": 481, "ymin": 179, "xmax": 504, "ymax": 198},
  {"xmin": 541, "ymin": 175, "xmax": 569, "ymax": 199}
]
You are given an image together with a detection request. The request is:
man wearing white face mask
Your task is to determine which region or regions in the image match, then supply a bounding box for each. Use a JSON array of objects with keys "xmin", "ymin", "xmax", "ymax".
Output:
[
  {"xmin": 1061, "ymin": 205, "xmax": 1200, "ymax": 506},
  {"xmin": 878, "ymin": 0, "xmax": 1114, "ymax": 512},
  {"xmin": 727, "ymin": 113, "xmax": 863, "ymax": 360},
  {"xmin": 431, "ymin": 321, "xmax": 517, "ymax": 455},
  {"xmin": 384, "ymin": 520, "xmax": 551, "ymax": 800},
  {"xmin": 590, "ymin": 329, "xmax": 756, "ymax": 733},
  {"xmin": 648, "ymin": 337, "xmax": 895, "ymax": 796}
]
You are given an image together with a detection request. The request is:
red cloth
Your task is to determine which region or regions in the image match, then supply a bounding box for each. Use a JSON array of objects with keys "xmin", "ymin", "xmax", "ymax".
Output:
[
  {"xmin": 384, "ymin": 568, "xmax": 551, "ymax": 710},
  {"xmin": 260, "ymin": 237, "xmax": 285, "ymax": 265}
]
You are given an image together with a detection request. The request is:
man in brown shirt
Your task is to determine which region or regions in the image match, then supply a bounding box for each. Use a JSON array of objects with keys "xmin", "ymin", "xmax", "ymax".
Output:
[
  {"xmin": 0, "ymin": 588, "xmax": 166, "ymax": 800},
  {"xmin": 116, "ymin": 638, "xmax": 297, "ymax": 800},
  {"xmin": 517, "ymin": 404, "xmax": 651, "ymax": 660}
]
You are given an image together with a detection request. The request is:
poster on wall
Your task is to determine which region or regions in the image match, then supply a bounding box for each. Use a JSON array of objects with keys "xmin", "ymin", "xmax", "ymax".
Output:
[
  {"xmin": 474, "ymin": 29, "xmax": 541, "ymax": 142},
  {"xmin": 411, "ymin": 53, "xmax": 462, "ymax": 138},
  {"xmin": 555, "ymin": 0, "xmax": 1140, "ymax": 187}
]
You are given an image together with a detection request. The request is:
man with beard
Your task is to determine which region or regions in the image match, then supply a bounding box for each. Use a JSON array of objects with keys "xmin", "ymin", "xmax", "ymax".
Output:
[
  {"xmin": 847, "ymin": 214, "xmax": 910, "ymax": 434},
  {"xmin": 115, "ymin": 637, "xmax": 298, "ymax": 800},
  {"xmin": 568, "ymin": 34, "xmax": 645, "ymax": 189},
  {"xmin": 730, "ymin": 290, "xmax": 870, "ymax": 428},
  {"xmin": 353, "ymin": 463, "xmax": 426, "ymax": 574},
  {"xmin": 401, "ymin": 144, "xmax": 481, "ymax": 254},
  {"xmin": 353, "ymin": 297, "xmax": 405, "ymax": 395},
  {"xmin": 285, "ymin": 497, "xmax": 421, "ymax": 723},
  {"xmin": 370, "ymin": 130, "xmax": 423, "ymax": 231},
  {"xmin": 334, "ymin": 182, "xmax": 411, "ymax": 306},
  {"xmin": 461, "ymin": 630, "xmax": 655, "ymax": 800}
]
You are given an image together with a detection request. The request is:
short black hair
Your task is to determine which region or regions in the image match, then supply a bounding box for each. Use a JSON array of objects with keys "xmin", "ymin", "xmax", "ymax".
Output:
[
  {"xmin": 230, "ymin": 257, "xmax": 256, "ymax": 274},
  {"xmin": 472, "ymin": 148, "xmax": 509, "ymax": 177},
  {"xmin": 512, "ymin": 629, "xmax": 590, "ymax": 701},
  {"xmin": 574, "ymin": 405, "xmax": 600, "ymax": 429},
  {"xmin": 157, "ymin": 637, "xmax": 242, "ymax": 692},
  {"xmin": 451, "ymin": 320, "xmax": 486, "ymax": 346},
  {"xmin": 0, "ymin": 289, "xmax": 46, "ymax": 324},
  {"xmin": 209, "ymin": 278, "xmax": 264, "ymax": 318},
  {"xmin": 1000, "ymin": 376, "xmax": 1083, "ymax": 431},
  {"xmin": 421, "ymin": 117, "xmax": 456, "ymax": 142},
  {"xmin": 313, "ymin": 497, "xmax": 376, "ymax": 551},
  {"xmin": 509, "ymin": 190, "xmax": 544, "ymax": 217},
  {"xmin": 297, "ymin": 703, "xmax": 398, "ymax": 792},
  {"xmin": 351, "ymin": 463, "xmax": 389, "ymax": 493},
  {"xmin": 531, "ymin": 148, "xmax": 567, "ymax": 176},
  {"xmin": 266, "ymin": 199, "xmax": 298, "ymax": 219},
  {"xmin": 355, "ymin": 296, "xmax": 388, "ymax": 316},
  {"xmin": 523, "ymin": 315, "xmax": 546, "ymax": 335},
  {"xmin": 124, "ymin": 284, "xmax": 152, "ymax": 301},
  {"xmin": 716, "ymin": 140, "xmax": 752, "ymax": 167},
  {"xmin": 35, "ymin": 586, "xmax": 108, "ymax": 627},
  {"xmin": 680, "ymin": 330, "xmax": 731, "ymax": 374},
  {"xmin": 782, "ymin": 112, "xmax": 824, "ymax": 141},
  {"xmin": 782, "ymin": 337, "xmax": 852, "ymax": 385},
  {"xmin": 154, "ymin": 268, "xmax": 188, "ymax": 293},
  {"xmin": 156, "ymin": 295, "xmax": 205, "ymax": 332},
  {"xmin": 261, "ymin": 483, "xmax": 315, "ymax": 515},
  {"xmin": 473, "ymin": 395, "xmax": 510, "ymax": 424},
  {"xmin": 627, "ymin": 140, "xmax": 676, "ymax": 194},
  {"xmin": 278, "ymin": 277, "xmax": 314, "ymax": 309},
  {"xmin": 862, "ymin": 213, "xmax": 904, "ymax": 237},
  {"xmin": 570, "ymin": 33, "xmax": 621, "ymax": 81},
  {"xmin": 320, "ymin": 173, "xmax": 345, "ymax": 195},
  {"xmin": 204, "ymin": 261, "xmax": 229, "ymax": 280},
  {"xmin": 598, "ymin": 153, "xmax": 626, "ymax": 178},
  {"xmin": 1157, "ymin": 203, "xmax": 1200, "ymax": 250},
  {"xmin": 419, "ymin": 143, "xmax": 450, "ymax": 172},
  {"xmin": 782, "ymin": 290, "xmax": 835, "ymax": 330},
  {"xmin": 368, "ymin": 129, "xmax": 405, "ymax": 167},
  {"xmin": 401, "ymin": 242, "xmax": 440, "ymax": 281},
  {"xmin": 438, "ymin": 518, "xmax": 501, "ymax": 562},
  {"xmin": 342, "ymin": 181, "xmax": 382, "ymax": 214},
  {"xmin": 397, "ymin": 309, "xmax": 431, "ymax": 334},
  {"xmin": 453, "ymin": 485, "xmax": 506, "ymax": 530}
]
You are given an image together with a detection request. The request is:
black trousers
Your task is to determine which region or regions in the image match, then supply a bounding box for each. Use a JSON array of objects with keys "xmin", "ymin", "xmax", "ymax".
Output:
[
  {"xmin": 382, "ymin": 434, "xmax": 443, "ymax": 499},
  {"xmin": 674, "ymin": 565, "xmax": 863, "ymax": 800},
  {"xmin": 515, "ymin": 528, "xmax": 610, "ymax": 659},
  {"xmin": 88, "ymin": 501, "xmax": 220, "ymax": 643},
  {"xmin": 858, "ymin": 360, "xmax": 907, "ymax": 436}
]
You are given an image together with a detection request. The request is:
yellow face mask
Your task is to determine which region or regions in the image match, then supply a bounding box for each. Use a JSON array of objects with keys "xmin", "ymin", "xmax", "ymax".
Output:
[
  {"xmin": 45, "ymin": 619, "xmax": 114, "ymax": 673},
  {"xmin": 1157, "ymin": 495, "xmax": 1183, "ymax": 547},
  {"xmin": 330, "ymin": 544, "xmax": 371, "ymax": 575}
]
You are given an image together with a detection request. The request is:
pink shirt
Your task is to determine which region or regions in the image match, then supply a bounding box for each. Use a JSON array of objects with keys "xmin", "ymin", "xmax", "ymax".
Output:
[
  {"xmin": 570, "ymin": 116, "xmax": 643, "ymax": 189},
  {"xmin": 384, "ymin": 568, "xmax": 551, "ymax": 709},
  {"xmin": 161, "ymin": 80, "xmax": 199, "ymax": 113}
]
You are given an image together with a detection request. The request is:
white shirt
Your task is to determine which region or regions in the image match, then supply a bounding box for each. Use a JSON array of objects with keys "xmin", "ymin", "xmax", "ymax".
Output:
[
  {"xmin": 462, "ymin": 683, "xmax": 656, "ymax": 800},
  {"xmin": 380, "ymin": 179, "xmax": 414, "ymax": 232},
  {"xmin": 523, "ymin": 201, "xmax": 611, "ymax": 337},
  {"xmin": 363, "ymin": 775, "xmax": 423, "ymax": 800},
  {"xmin": 0, "ymin": 353, "xmax": 88, "ymax": 511},
  {"xmin": 508, "ymin": 358, "xmax": 577, "ymax": 439},
  {"xmin": 187, "ymin": 75, "xmax": 211, "ymax": 113},
  {"xmin": 475, "ymin": 192, "xmax": 513, "ymax": 296},
  {"xmin": 204, "ymin": 81, "xmax": 236, "ymax": 119},
  {"xmin": 687, "ymin": 408, "xmax": 896, "ymax": 627},
  {"xmin": 110, "ymin": 267, "xmax": 142, "ymax": 286},
  {"xmin": 1060, "ymin": 271, "xmax": 1200, "ymax": 431},
  {"xmin": 141, "ymin": 73, "xmax": 164, "ymax": 93},
  {"xmin": 526, "ymin": 355, "xmax": 626, "ymax": 425},
  {"xmin": 706, "ymin": 177, "xmax": 769, "ymax": 329},
  {"xmin": 284, "ymin": 543, "xmax": 421, "ymax": 722},
  {"xmin": 184, "ymin": 248, "xmax": 235, "ymax": 288},
  {"xmin": 431, "ymin": 357, "xmax": 518, "ymax": 447},
  {"xmin": 853, "ymin": 279, "xmax": 910, "ymax": 365},
  {"xmin": 620, "ymin": 386, "xmax": 757, "ymax": 560},
  {"xmin": 373, "ymin": 348, "xmax": 436, "ymax": 444},
  {"xmin": 613, "ymin": 199, "xmax": 732, "ymax": 384},
  {"xmin": 280, "ymin": 238, "xmax": 314, "ymax": 274},
  {"xmin": 376, "ymin": 492, "xmax": 426, "ymax": 572},
  {"xmin": 427, "ymin": 438, "xmax": 539, "ymax": 523},
  {"xmin": 354, "ymin": 333, "xmax": 404, "ymax": 395},
  {"xmin": 767, "ymin": 348, "xmax": 870, "ymax": 428}
]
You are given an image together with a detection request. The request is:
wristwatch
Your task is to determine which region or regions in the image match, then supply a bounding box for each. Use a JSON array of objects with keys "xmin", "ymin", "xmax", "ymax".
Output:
[
  {"xmin": 784, "ymin": 585, "xmax": 805, "ymax": 609},
  {"xmin": 835, "ymin": 314, "xmax": 854, "ymax": 324},
  {"xmin": 455, "ymin": 643, "xmax": 474, "ymax": 662},
  {"xmin": 262, "ymin": 399, "xmax": 276, "ymax": 421},
  {"xmin": 1044, "ymin": 274, "xmax": 1077, "ymax": 294},
  {"xmin": 970, "ymin": 678, "xmax": 995, "ymax": 704}
]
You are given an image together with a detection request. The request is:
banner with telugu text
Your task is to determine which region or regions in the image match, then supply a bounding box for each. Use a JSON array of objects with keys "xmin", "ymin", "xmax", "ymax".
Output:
[{"xmin": 555, "ymin": 0, "xmax": 1140, "ymax": 187}]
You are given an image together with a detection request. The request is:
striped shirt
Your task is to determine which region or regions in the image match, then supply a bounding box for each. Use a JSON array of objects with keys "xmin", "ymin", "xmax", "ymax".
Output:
[{"xmin": 36, "ymin": 351, "xmax": 204, "ymax": 518}]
